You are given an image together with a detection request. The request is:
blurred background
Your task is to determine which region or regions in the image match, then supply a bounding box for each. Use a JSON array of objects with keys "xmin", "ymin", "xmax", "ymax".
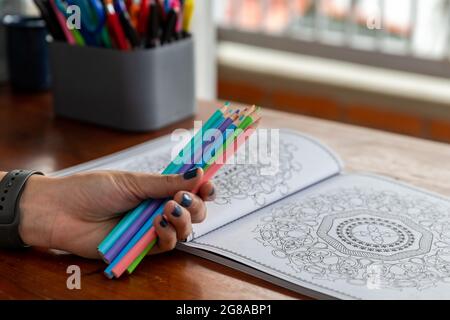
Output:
[
  {"xmin": 1, "ymin": 0, "xmax": 450, "ymax": 143},
  {"xmin": 213, "ymin": 0, "xmax": 450, "ymax": 143}
]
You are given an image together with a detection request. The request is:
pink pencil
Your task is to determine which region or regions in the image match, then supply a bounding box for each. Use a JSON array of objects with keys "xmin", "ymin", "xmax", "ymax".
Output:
[
  {"xmin": 49, "ymin": 0, "xmax": 76, "ymax": 45},
  {"xmin": 111, "ymin": 227, "xmax": 157, "ymax": 278},
  {"xmin": 175, "ymin": 0, "xmax": 183, "ymax": 34},
  {"xmin": 193, "ymin": 127, "xmax": 256, "ymax": 193},
  {"xmin": 111, "ymin": 126, "xmax": 257, "ymax": 278}
]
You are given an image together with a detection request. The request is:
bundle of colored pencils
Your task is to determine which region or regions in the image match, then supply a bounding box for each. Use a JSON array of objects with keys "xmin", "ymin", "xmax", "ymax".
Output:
[{"xmin": 98, "ymin": 103, "xmax": 261, "ymax": 278}]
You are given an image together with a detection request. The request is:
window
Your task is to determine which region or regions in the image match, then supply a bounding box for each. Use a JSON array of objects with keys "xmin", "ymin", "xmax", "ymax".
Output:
[{"xmin": 215, "ymin": 0, "xmax": 450, "ymax": 77}]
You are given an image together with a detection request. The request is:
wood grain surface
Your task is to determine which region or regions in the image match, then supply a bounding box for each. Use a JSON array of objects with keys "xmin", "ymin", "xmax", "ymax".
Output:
[{"xmin": 0, "ymin": 87, "xmax": 448, "ymax": 299}]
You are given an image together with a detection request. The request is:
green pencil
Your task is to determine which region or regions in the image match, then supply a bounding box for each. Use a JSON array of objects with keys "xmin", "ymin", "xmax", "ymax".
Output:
[
  {"xmin": 97, "ymin": 104, "xmax": 229, "ymax": 256},
  {"xmin": 126, "ymin": 107, "xmax": 260, "ymax": 274}
]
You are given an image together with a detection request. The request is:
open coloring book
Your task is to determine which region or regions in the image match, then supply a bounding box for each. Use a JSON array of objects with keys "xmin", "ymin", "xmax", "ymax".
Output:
[{"xmin": 54, "ymin": 130, "xmax": 450, "ymax": 300}]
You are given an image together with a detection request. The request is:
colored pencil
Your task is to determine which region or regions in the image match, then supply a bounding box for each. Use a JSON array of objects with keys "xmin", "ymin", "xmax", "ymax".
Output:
[
  {"xmin": 105, "ymin": 0, "xmax": 130, "ymax": 50},
  {"xmin": 38, "ymin": 0, "xmax": 195, "ymax": 48},
  {"xmin": 98, "ymin": 104, "xmax": 229, "ymax": 259},
  {"xmin": 109, "ymin": 226, "xmax": 157, "ymax": 278},
  {"xmin": 181, "ymin": 112, "xmax": 239, "ymax": 169},
  {"xmin": 182, "ymin": 0, "xmax": 194, "ymax": 33},
  {"xmin": 98, "ymin": 201, "xmax": 150, "ymax": 256},
  {"xmin": 137, "ymin": 0, "xmax": 151, "ymax": 37},
  {"xmin": 128, "ymin": 0, "xmax": 141, "ymax": 28},
  {"xmin": 104, "ymin": 204, "xmax": 165, "ymax": 277},
  {"xmin": 124, "ymin": 113, "xmax": 258, "ymax": 275},
  {"xmin": 125, "ymin": 124, "xmax": 258, "ymax": 275},
  {"xmin": 100, "ymin": 104, "xmax": 260, "ymax": 277},
  {"xmin": 102, "ymin": 106, "xmax": 237, "ymax": 263},
  {"xmin": 49, "ymin": 0, "xmax": 76, "ymax": 45}
]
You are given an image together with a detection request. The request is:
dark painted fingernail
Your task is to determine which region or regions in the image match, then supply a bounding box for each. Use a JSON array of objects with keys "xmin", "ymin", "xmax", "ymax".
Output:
[
  {"xmin": 160, "ymin": 217, "xmax": 168, "ymax": 228},
  {"xmin": 172, "ymin": 204, "xmax": 182, "ymax": 217},
  {"xmin": 209, "ymin": 186, "xmax": 215, "ymax": 197},
  {"xmin": 183, "ymin": 168, "xmax": 198, "ymax": 180},
  {"xmin": 180, "ymin": 193, "xmax": 193, "ymax": 208}
]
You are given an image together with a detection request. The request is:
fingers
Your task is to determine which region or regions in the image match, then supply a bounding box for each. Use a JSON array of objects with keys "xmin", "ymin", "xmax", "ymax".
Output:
[
  {"xmin": 142, "ymin": 169, "xmax": 215, "ymax": 254},
  {"xmin": 158, "ymin": 168, "xmax": 203, "ymax": 197},
  {"xmin": 152, "ymin": 190, "xmax": 210, "ymax": 252},
  {"xmin": 174, "ymin": 191, "xmax": 209, "ymax": 224},
  {"xmin": 153, "ymin": 203, "xmax": 192, "ymax": 254},
  {"xmin": 114, "ymin": 167, "xmax": 204, "ymax": 200},
  {"xmin": 197, "ymin": 181, "xmax": 216, "ymax": 202},
  {"xmin": 153, "ymin": 200, "xmax": 192, "ymax": 253},
  {"xmin": 151, "ymin": 183, "xmax": 216, "ymax": 253},
  {"xmin": 153, "ymin": 214, "xmax": 177, "ymax": 252}
]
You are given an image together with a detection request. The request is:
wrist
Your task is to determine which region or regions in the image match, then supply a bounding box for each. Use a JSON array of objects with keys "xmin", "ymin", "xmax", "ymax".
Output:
[{"xmin": 18, "ymin": 174, "xmax": 55, "ymax": 248}]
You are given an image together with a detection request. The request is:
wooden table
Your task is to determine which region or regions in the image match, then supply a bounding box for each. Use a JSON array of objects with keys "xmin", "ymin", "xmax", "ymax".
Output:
[{"xmin": 0, "ymin": 86, "xmax": 449, "ymax": 299}]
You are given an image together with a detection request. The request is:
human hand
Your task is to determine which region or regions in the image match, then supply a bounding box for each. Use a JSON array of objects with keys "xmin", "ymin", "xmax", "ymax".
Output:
[{"xmin": 17, "ymin": 168, "xmax": 215, "ymax": 259}]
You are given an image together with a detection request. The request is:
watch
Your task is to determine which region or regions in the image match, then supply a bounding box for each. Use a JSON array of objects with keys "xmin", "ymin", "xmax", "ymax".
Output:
[{"xmin": 0, "ymin": 170, "xmax": 44, "ymax": 249}]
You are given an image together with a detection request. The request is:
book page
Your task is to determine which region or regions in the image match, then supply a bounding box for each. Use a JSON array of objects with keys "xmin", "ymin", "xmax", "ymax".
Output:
[
  {"xmin": 52, "ymin": 129, "xmax": 342, "ymax": 239},
  {"xmin": 185, "ymin": 174, "xmax": 450, "ymax": 299},
  {"xmin": 191, "ymin": 129, "xmax": 342, "ymax": 239}
]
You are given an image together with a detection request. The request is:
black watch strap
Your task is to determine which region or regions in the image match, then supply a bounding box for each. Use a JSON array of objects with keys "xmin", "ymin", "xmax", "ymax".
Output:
[{"xmin": 0, "ymin": 170, "xmax": 44, "ymax": 249}]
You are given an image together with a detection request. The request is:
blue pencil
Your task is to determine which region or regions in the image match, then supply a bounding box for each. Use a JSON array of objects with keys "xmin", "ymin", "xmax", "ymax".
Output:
[
  {"xmin": 98, "ymin": 105, "xmax": 229, "ymax": 259},
  {"xmin": 102, "ymin": 108, "xmax": 233, "ymax": 263},
  {"xmin": 105, "ymin": 119, "xmax": 239, "ymax": 277}
]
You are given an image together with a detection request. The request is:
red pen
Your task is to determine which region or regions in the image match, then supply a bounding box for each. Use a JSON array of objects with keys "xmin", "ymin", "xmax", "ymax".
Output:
[
  {"xmin": 125, "ymin": 0, "xmax": 132, "ymax": 11},
  {"xmin": 137, "ymin": 0, "xmax": 151, "ymax": 37},
  {"xmin": 105, "ymin": 0, "xmax": 130, "ymax": 50}
]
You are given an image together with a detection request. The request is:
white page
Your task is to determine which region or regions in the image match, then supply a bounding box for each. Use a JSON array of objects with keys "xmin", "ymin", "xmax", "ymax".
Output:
[
  {"xmin": 185, "ymin": 174, "xmax": 450, "ymax": 300},
  {"xmin": 52, "ymin": 129, "xmax": 342, "ymax": 239},
  {"xmin": 191, "ymin": 129, "xmax": 342, "ymax": 238}
]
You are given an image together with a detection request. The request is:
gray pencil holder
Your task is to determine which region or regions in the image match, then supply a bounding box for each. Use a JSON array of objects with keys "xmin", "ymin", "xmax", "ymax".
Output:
[{"xmin": 49, "ymin": 38, "xmax": 196, "ymax": 131}]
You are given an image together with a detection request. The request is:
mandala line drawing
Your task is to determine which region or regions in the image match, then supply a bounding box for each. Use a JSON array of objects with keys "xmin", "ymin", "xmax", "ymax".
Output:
[
  {"xmin": 253, "ymin": 188, "xmax": 450, "ymax": 291},
  {"xmin": 99, "ymin": 138, "xmax": 303, "ymax": 207},
  {"xmin": 317, "ymin": 210, "xmax": 433, "ymax": 261},
  {"xmin": 212, "ymin": 140, "xmax": 302, "ymax": 206}
]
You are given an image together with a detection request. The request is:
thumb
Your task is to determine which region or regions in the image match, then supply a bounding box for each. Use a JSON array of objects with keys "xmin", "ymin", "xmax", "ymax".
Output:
[{"xmin": 119, "ymin": 168, "xmax": 204, "ymax": 200}]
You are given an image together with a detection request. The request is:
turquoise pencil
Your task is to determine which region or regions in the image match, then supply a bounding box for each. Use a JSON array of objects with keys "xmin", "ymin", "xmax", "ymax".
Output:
[
  {"xmin": 124, "ymin": 108, "xmax": 257, "ymax": 275},
  {"xmin": 102, "ymin": 106, "xmax": 235, "ymax": 263},
  {"xmin": 110, "ymin": 110, "xmax": 248, "ymax": 277},
  {"xmin": 97, "ymin": 201, "xmax": 149, "ymax": 256},
  {"xmin": 97, "ymin": 104, "xmax": 229, "ymax": 257}
]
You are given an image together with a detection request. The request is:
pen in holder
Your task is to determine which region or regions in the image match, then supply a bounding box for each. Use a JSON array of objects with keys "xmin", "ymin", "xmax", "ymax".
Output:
[{"xmin": 49, "ymin": 37, "xmax": 196, "ymax": 132}]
